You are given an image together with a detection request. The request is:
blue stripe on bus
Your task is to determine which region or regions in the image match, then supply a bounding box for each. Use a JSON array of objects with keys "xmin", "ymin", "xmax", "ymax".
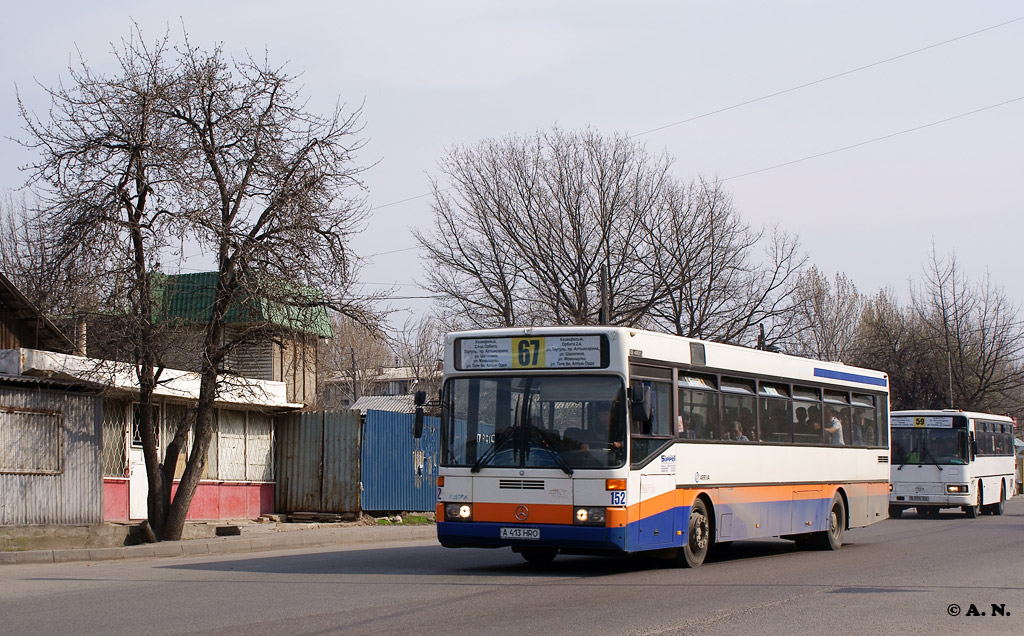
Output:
[
  {"xmin": 438, "ymin": 497, "xmax": 840, "ymax": 553},
  {"xmin": 439, "ymin": 486, "xmax": 888, "ymax": 555},
  {"xmin": 814, "ymin": 367, "xmax": 887, "ymax": 387},
  {"xmin": 438, "ymin": 521, "xmax": 627, "ymax": 552}
]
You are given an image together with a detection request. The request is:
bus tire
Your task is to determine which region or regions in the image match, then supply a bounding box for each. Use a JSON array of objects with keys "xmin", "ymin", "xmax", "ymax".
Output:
[
  {"xmin": 888, "ymin": 505, "xmax": 903, "ymax": 518},
  {"xmin": 963, "ymin": 483, "xmax": 982, "ymax": 518},
  {"xmin": 677, "ymin": 498, "xmax": 710, "ymax": 568},
  {"xmin": 812, "ymin": 493, "xmax": 845, "ymax": 550},
  {"xmin": 518, "ymin": 547, "xmax": 558, "ymax": 564}
]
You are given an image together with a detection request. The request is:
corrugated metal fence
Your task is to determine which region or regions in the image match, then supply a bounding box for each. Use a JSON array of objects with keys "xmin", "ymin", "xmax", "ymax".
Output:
[
  {"xmin": 275, "ymin": 410, "xmax": 361, "ymax": 514},
  {"xmin": 0, "ymin": 385, "xmax": 103, "ymax": 525},
  {"xmin": 274, "ymin": 408, "xmax": 440, "ymax": 515},
  {"xmin": 360, "ymin": 410, "xmax": 439, "ymax": 513}
]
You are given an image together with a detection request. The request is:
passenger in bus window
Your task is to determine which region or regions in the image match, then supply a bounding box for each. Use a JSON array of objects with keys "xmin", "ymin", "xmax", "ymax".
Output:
[
  {"xmin": 794, "ymin": 407, "xmax": 809, "ymax": 431},
  {"xmin": 728, "ymin": 420, "xmax": 748, "ymax": 441},
  {"xmin": 739, "ymin": 408, "xmax": 756, "ymax": 441},
  {"xmin": 824, "ymin": 407, "xmax": 844, "ymax": 445},
  {"xmin": 852, "ymin": 415, "xmax": 870, "ymax": 446},
  {"xmin": 808, "ymin": 405, "xmax": 822, "ymax": 434}
]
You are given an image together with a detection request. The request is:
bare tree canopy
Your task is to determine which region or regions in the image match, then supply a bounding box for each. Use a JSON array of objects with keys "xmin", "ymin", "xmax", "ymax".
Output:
[
  {"xmin": 789, "ymin": 266, "xmax": 862, "ymax": 361},
  {"xmin": 17, "ymin": 27, "xmax": 374, "ymax": 541},
  {"xmin": 848, "ymin": 248, "xmax": 1024, "ymax": 415},
  {"xmin": 317, "ymin": 313, "xmax": 395, "ymax": 408},
  {"xmin": 0, "ymin": 192, "xmax": 103, "ymax": 320},
  {"xmin": 641, "ymin": 179, "xmax": 804, "ymax": 345},
  {"xmin": 911, "ymin": 248, "xmax": 1024, "ymax": 412},
  {"xmin": 415, "ymin": 127, "xmax": 802, "ymax": 346}
]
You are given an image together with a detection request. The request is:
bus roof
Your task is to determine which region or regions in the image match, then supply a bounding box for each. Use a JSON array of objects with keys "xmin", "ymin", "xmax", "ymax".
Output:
[
  {"xmin": 892, "ymin": 409, "xmax": 1014, "ymax": 423},
  {"xmin": 445, "ymin": 326, "xmax": 888, "ymax": 392}
]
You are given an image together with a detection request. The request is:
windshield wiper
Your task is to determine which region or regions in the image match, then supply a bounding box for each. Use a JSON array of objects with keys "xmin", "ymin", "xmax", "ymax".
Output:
[
  {"xmin": 527, "ymin": 423, "xmax": 574, "ymax": 476},
  {"xmin": 922, "ymin": 445, "xmax": 942, "ymax": 471},
  {"xmin": 470, "ymin": 425, "xmax": 517, "ymax": 473}
]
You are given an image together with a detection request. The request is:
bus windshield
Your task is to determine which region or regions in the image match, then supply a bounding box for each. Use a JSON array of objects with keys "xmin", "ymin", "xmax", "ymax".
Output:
[
  {"xmin": 891, "ymin": 427, "xmax": 966, "ymax": 465},
  {"xmin": 441, "ymin": 375, "xmax": 627, "ymax": 470}
]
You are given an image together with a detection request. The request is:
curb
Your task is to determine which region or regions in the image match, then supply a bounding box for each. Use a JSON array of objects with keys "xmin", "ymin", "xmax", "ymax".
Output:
[{"xmin": 0, "ymin": 525, "xmax": 437, "ymax": 566}]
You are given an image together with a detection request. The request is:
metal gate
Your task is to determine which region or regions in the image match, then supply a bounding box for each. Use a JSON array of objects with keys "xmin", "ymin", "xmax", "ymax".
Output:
[
  {"xmin": 360, "ymin": 410, "xmax": 439, "ymax": 512},
  {"xmin": 275, "ymin": 410, "xmax": 361, "ymax": 513}
]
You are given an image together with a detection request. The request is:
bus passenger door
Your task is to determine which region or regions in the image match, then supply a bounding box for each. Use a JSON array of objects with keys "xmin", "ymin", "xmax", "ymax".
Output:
[{"xmin": 637, "ymin": 454, "xmax": 678, "ymax": 550}]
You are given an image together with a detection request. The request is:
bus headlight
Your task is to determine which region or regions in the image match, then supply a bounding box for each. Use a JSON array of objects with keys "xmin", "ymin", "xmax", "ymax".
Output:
[
  {"xmin": 445, "ymin": 503, "xmax": 473, "ymax": 521},
  {"xmin": 574, "ymin": 507, "xmax": 607, "ymax": 526},
  {"xmin": 946, "ymin": 484, "xmax": 968, "ymax": 494}
]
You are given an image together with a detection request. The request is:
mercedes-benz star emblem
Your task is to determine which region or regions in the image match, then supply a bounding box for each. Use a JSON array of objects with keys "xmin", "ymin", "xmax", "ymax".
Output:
[{"xmin": 515, "ymin": 505, "xmax": 529, "ymax": 521}]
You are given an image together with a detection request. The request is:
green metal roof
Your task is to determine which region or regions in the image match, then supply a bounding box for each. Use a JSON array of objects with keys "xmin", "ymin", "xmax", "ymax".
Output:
[{"xmin": 153, "ymin": 272, "xmax": 333, "ymax": 338}]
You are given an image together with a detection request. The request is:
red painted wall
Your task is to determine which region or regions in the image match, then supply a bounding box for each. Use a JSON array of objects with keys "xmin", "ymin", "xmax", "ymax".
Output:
[
  {"xmin": 103, "ymin": 479, "xmax": 130, "ymax": 522},
  {"xmin": 104, "ymin": 479, "xmax": 274, "ymax": 522}
]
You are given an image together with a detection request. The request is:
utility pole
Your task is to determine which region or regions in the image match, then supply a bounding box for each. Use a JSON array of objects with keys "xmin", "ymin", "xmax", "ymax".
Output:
[{"xmin": 599, "ymin": 265, "xmax": 609, "ymax": 325}]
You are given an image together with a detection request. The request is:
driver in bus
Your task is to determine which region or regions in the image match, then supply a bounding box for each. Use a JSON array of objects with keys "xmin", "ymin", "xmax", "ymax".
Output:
[{"xmin": 595, "ymin": 402, "xmax": 625, "ymax": 454}]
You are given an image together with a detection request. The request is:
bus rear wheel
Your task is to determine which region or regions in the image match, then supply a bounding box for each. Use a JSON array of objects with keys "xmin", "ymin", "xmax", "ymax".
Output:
[
  {"xmin": 812, "ymin": 493, "xmax": 845, "ymax": 550},
  {"xmin": 676, "ymin": 498, "xmax": 710, "ymax": 568},
  {"xmin": 983, "ymin": 483, "xmax": 1006, "ymax": 516}
]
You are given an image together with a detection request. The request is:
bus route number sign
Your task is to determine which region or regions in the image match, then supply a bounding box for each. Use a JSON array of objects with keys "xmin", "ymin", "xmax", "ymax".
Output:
[
  {"xmin": 457, "ymin": 335, "xmax": 604, "ymax": 370},
  {"xmin": 891, "ymin": 416, "xmax": 953, "ymax": 428}
]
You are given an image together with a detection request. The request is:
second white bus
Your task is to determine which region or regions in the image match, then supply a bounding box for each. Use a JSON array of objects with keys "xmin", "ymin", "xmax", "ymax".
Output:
[{"xmin": 889, "ymin": 410, "xmax": 1016, "ymax": 518}]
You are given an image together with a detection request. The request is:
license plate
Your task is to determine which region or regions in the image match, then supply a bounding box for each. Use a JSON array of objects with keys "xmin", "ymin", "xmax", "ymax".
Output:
[
  {"xmin": 500, "ymin": 527, "xmax": 540, "ymax": 540},
  {"xmin": 908, "ymin": 496, "xmax": 928, "ymax": 502}
]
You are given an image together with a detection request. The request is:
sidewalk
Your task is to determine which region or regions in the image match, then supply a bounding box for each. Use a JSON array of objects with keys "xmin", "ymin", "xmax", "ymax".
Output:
[{"xmin": 0, "ymin": 522, "xmax": 437, "ymax": 566}]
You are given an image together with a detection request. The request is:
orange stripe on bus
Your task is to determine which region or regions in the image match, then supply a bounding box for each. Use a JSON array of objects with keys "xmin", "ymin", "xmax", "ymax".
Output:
[{"xmin": 473, "ymin": 502, "xmax": 574, "ymax": 524}]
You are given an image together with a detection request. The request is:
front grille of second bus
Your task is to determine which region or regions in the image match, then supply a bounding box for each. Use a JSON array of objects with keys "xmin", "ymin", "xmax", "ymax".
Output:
[{"xmin": 499, "ymin": 479, "xmax": 545, "ymax": 490}]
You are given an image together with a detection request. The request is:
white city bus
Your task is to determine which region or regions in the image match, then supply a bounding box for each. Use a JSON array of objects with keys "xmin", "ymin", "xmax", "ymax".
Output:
[
  {"xmin": 889, "ymin": 410, "xmax": 1016, "ymax": 518},
  {"xmin": 429, "ymin": 326, "xmax": 890, "ymax": 567}
]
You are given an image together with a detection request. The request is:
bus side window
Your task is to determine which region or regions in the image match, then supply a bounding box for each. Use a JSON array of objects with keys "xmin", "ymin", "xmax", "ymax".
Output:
[{"xmin": 678, "ymin": 376, "xmax": 719, "ymax": 440}]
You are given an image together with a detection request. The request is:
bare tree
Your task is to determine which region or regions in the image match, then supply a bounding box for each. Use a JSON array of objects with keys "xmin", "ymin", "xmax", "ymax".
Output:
[
  {"xmin": 850, "ymin": 289, "xmax": 947, "ymax": 410},
  {"xmin": 19, "ymin": 28, "xmax": 374, "ymax": 541},
  {"xmin": 393, "ymin": 314, "xmax": 444, "ymax": 399},
  {"xmin": 415, "ymin": 129, "xmax": 799, "ymax": 344},
  {"xmin": 0, "ymin": 192, "xmax": 104, "ymax": 324},
  {"xmin": 912, "ymin": 248, "xmax": 1024, "ymax": 412},
  {"xmin": 414, "ymin": 128, "xmax": 671, "ymax": 329},
  {"xmin": 19, "ymin": 30, "xmax": 185, "ymax": 540},
  {"xmin": 789, "ymin": 266, "xmax": 862, "ymax": 361},
  {"xmin": 642, "ymin": 178, "xmax": 805, "ymax": 347},
  {"xmin": 317, "ymin": 313, "xmax": 394, "ymax": 408}
]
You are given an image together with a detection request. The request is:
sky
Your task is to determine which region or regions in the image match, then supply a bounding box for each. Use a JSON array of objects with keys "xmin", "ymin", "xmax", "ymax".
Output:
[{"xmin": 2, "ymin": 1, "xmax": 1022, "ymax": 330}]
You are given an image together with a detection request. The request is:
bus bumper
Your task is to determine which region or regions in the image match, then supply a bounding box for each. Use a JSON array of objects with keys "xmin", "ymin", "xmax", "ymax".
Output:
[
  {"xmin": 438, "ymin": 521, "xmax": 627, "ymax": 552},
  {"xmin": 890, "ymin": 494, "xmax": 972, "ymax": 507}
]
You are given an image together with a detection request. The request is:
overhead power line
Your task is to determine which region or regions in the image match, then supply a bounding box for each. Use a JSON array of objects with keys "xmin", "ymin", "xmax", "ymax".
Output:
[
  {"xmin": 721, "ymin": 95, "xmax": 1024, "ymax": 181},
  {"xmin": 628, "ymin": 15, "xmax": 1024, "ymax": 139},
  {"xmin": 362, "ymin": 16, "xmax": 1024, "ymax": 218}
]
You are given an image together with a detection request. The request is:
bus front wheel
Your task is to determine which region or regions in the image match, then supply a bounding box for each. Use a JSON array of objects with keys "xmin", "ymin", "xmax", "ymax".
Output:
[
  {"xmin": 517, "ymin": 547, "xmax": 558, "ymax": 564},
  {"xmin": 676, "ymin": 498, "xmax": 710, "ymax": 568},
  {"xmin": 812, "ymin": 493, "xmax": 845, "ymax": 550}
]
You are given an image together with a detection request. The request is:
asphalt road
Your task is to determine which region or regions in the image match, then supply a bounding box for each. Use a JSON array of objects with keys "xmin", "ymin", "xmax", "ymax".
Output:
[{"xmin": 2, "ymin": 500, "xmax": 1023, "ymax": 636}]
